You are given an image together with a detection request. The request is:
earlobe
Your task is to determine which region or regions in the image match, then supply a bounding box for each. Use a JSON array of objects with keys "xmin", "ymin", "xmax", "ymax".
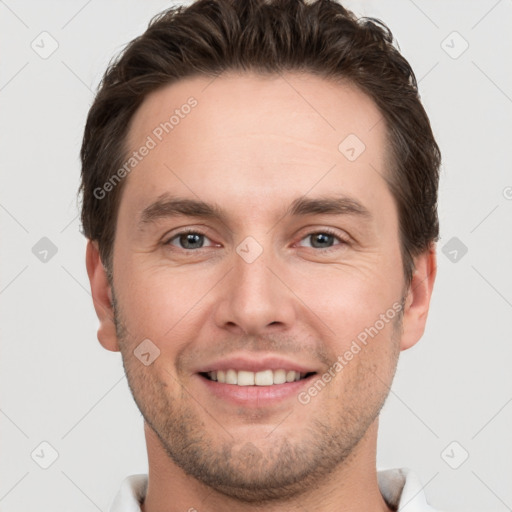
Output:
[
  {"xmin": 85, "ymin": 240, "xmax": 120, "ymax": 352},
  {"xmin": 400, "ymin": 244, "xmax": 437, "ymax": 351}
]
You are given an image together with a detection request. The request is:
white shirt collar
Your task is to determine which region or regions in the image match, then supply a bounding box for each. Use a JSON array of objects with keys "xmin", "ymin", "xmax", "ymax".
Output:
[{"xmin": 109, "ymin": 468, "xmax": 441, "ymax": 511}]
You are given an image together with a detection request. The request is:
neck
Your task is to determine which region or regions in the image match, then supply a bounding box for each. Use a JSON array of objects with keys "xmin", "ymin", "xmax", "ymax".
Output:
[{"xmin": 141, "ymin": 420, "xmax": 393, "ymax": 512}]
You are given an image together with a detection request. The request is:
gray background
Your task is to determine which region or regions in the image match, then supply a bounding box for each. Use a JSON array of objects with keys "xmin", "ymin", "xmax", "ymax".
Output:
[{"xmin": 1, "ymin": 1, "xmax": 511, "ymax": 511}]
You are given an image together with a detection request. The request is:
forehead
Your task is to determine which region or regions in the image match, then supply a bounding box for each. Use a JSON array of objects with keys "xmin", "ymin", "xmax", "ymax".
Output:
[
  {"xmin": 122, "ymin": 72, "xmax": 393, "ymax": 225},
  {"xmin": 127, "ymin": 71, "xmax": 384, "ymax": 159}
]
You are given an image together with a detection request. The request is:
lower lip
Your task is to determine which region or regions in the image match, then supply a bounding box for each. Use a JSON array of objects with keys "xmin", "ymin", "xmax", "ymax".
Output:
[{"xmin": 198, "ymin": 374, "xmax": 316, "ymax": 407}]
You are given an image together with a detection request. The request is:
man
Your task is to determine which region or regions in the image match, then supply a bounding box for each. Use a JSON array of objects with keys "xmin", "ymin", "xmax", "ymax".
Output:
[{"xmin": 81, "ymin": 0, "xmax": 441, "ymax": 510}]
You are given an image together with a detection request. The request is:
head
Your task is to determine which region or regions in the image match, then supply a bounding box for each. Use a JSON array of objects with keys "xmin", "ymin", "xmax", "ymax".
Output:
[{"xmin": 82, "ymin": 0, "xmax": 439, "ymax": 503}]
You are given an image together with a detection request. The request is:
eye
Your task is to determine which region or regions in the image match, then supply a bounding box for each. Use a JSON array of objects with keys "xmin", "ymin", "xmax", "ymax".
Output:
[
  {"xmin": 164, "ymin": 230, "xmax": 215, "ymax": 250},
  {"xmin": 163, "ymin": 228, "xmax": 348, "ymax": 252},
  {"xmin": 297, "ymin": 229, "xmax": 348, "ymax": 251}
]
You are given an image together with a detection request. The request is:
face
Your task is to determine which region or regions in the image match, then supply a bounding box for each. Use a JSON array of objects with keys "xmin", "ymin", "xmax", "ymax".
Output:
[{"xmin": 87, "ymin": 72, "xmax": 435, "ymax": 502}]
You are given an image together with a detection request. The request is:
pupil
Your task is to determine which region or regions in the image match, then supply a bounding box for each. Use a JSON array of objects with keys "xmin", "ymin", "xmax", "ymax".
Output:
[
  {"xmin": 312, "ymin": 233, "xmax": 333, "ymax": 248},
  {"xmin": 182, "ymin": 233, "xmax": 203, "ymax": 249}
]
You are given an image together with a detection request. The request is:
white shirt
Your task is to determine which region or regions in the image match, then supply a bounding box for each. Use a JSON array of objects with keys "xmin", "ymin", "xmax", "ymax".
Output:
[{"xmin": 109, "ymin": 467, "xmax": 443, "ymax": 511}]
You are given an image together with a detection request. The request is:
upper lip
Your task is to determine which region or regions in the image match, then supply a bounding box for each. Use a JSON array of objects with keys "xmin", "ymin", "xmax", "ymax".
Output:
[{"xmin": 195, "ymin": 354, "xmax": 318, "ymax": 374}]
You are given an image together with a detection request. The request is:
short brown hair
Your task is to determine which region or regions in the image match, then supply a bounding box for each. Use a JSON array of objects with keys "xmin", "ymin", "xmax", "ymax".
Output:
[{"xmin": 80, "ymin": 0, "xmax": 440, "ymax": 284}]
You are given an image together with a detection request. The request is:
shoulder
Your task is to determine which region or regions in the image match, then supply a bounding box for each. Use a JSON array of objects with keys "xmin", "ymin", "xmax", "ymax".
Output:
[
  {"xmin": 378, "ymin": 467, "xmax": 446, "ymax": 511},
  {"xmin": 109, "ymin": 474, "xmax": 148, "ymax": 512}
]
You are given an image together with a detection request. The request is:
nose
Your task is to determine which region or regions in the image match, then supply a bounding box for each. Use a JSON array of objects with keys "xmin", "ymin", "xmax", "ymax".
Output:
[{"xmin": 213, "ymin": 240, "xmax": 297, "ymax": 336}]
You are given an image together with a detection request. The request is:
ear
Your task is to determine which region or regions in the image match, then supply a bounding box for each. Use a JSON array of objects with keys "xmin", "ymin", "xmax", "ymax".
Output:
[
  {"xmin": 400, "ymin": 244, "xmax": 437, "ymax": 351},
  {"xmin": 85, "ymin": 240, "xmax": 120, "ymax": 352}
]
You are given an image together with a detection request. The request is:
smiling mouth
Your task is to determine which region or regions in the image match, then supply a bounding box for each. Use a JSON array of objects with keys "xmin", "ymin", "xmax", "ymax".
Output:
[{"xmin": 201, "ymin": 369, "xmax": 316, "ymax": 386}]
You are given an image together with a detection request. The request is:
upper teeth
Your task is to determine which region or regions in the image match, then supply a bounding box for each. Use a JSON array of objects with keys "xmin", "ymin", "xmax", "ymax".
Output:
[{"xmin": 207, "ymin": 369, "xmax": 306, "ymax": 386}]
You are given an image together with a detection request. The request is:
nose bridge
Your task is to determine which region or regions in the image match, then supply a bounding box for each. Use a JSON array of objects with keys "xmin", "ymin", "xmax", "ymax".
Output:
[
  {"xmin": 215, "ymin": 233, "xmax": 296, "ymax": 334},
  {"xmin": 236, "ymin": 241, "xmax": 274, "ymax": 298}
]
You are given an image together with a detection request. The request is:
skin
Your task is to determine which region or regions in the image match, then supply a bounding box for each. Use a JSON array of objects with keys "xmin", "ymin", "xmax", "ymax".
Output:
[{"xmin": 86, "ymin": 72, "xmax": 436, "ymax": 512}]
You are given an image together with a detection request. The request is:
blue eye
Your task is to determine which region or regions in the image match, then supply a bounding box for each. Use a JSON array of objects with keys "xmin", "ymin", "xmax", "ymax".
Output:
[
  {"xmin": 165, "ymin": 231, "xmax": 213, "ymax": 250},
  {"xmin": 298, "ymin": 230, "xmax": 347, "ymax": 250},
  {"xmin": 163, "ymin": 229, "xmax": 348, "ymax": 252}
]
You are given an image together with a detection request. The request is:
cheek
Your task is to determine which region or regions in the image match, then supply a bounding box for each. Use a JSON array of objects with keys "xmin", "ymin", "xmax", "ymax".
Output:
[
  {"xmin": 290, "ymin": 265, "xmax": 403, "ymax": 394},
  {"xmin": 317, "ymin": 316, "xmax": 401, "ymax": 410},
  {"xmin": 114, "ymin": 260, "xmax": 220, "ymax": 346},
  {"xmin": 292, "ymin": 261, "xmax": 402, "ymax": 335}
]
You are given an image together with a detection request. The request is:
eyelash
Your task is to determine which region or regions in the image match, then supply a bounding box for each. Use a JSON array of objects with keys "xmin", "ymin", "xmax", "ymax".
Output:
[{"xmin": 163, "ymin": 227, "xmax": 349, "ymax": 253}]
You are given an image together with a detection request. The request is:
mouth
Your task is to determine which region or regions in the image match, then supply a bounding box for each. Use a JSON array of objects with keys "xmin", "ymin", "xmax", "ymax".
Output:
[
  {"xmin": 194, "ymin": 355, "xmax": 320, "ymax": 406},
  {"xmin": 201, "ymin": 369, "xmax": 316, "ymax": 386}
]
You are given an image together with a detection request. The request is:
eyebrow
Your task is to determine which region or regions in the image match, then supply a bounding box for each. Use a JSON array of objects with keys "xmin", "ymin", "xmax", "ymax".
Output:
[{"xmin": 138, "ymin": 193, "xmax": 371, "ymax": 228}]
